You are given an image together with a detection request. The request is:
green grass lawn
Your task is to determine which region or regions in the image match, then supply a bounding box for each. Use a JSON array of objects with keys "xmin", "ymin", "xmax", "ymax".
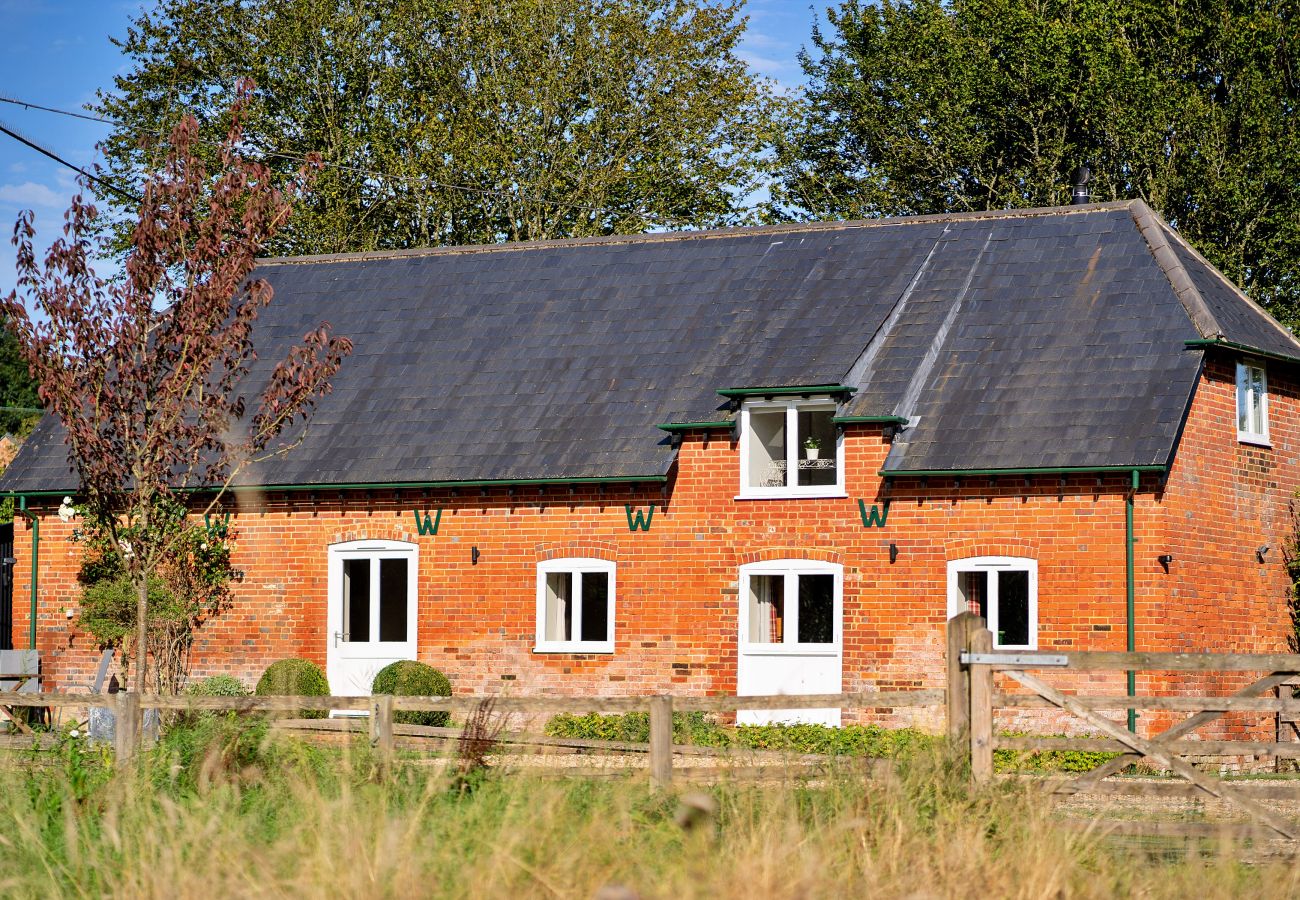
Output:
[{"xmin": 0, "ymin": 716, "xmax": 1296, "ymax": 899}]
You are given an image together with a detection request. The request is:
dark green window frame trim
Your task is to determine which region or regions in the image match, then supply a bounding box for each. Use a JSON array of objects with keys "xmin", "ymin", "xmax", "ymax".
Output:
[
  {"xmin": 3, "ymin": 474, "xmax": 669, "ymax": 501},
  {"xmin": 880, "ymin": 465, "xmax": 1167, "ymax": 478},
  {"xmin": 832, "ymin": 415, "xmax": 909, "ymax": 426},
  {"xmin": 1185, "ymin": 338, "xmax": 1300, "ymax": 366},
  {"xmin": 716, "ymin": 384, "xmax": 856, "ymax": 399},
  {"xmin": 655, "ymin": 421, "xmax": 733, "ymax": 433}
]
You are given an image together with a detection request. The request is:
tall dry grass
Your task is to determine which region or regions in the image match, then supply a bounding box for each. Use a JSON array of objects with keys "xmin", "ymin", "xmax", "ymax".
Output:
[{"xmin": 0, "ymin": 718, "xmax": 1296, "ymax": 899}]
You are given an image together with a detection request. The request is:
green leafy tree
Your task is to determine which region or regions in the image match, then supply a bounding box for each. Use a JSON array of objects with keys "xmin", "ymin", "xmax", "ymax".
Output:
[
  {"xmin": 93, "ymin": 0, "xmax": 780, "ymax": 254},
  {"xmin": 772, "ymin": 0, "xmax": 1300, "ymax": 324},
  {"xmin": 0, "ymin": 314, "xmax": 41, "ymax": 436}
]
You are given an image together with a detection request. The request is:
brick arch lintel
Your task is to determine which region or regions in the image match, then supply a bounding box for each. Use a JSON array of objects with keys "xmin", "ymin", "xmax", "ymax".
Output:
[
  {"xmin": 331, "ymin": 529, "xmax": 419, "ymax": 546},
  {"xmin": 535, "ymin": 541, "xmax": 619, "ymax": 563},
  {"xmin": 944, "ymin": 537, "xmax": 1039, "ymax": 561},
  {"xmin": 738, "ymin": 547, "xmax": 843, "ymax": 566}
]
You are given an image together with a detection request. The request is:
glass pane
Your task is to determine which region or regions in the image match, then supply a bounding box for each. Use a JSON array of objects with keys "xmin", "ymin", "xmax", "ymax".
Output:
[
  {"xmin": 378, "ymin": 558, "xmax": 408, "ymax": 642},
  {"xmin": 1237, "ymin": 366, "xmax": 1250, "ymax": 431},
  {"xmin": 747, "ymin": 574, "xmax": 785, "ymax": 643},
  {"xmin": 797, "ymin": 574, "xmax": 834, "ymax": 643},
  {"xmin": 958, "ymin": 571, "xmax": 988, "ymax": 621},
  {"xmin": 997, "ymin": 570, "xmax": 1031, "ymax": 646},
  {"xmin": 797, "ymin": 408, "xmax": 837, "ymax": 487},
  {"xmin": 1250, "ymin": 367, "xmax": 1266, "ymax": 434},
  {"xmin": 545, "ymin": 572, "xmax": 572, "ymax": 642},
  {"xmin": 747, "ymin": 409, "xmax": 787, "ymax": 488},
  {"xmin": 580, "ymin": 572, "xmax": 609, "ymax": 642},
  {"xmin": 343, "ymin": 558, "xmax": 370, "ymax": 643}
]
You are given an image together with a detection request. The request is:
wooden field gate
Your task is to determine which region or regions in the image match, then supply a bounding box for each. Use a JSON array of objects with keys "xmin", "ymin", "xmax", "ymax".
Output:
[{"xmin": 950, "ymin": 610, "xmax": 1300, "ymax": 839}]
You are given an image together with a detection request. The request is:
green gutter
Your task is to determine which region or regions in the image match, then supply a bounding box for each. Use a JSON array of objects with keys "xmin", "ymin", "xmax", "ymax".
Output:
[
  {"xmin": 655, "ymin": 421, "xmax": 732, "ymax": 433},
  {"xmin": 2, "ymin": 475, "xmax": 669, "ymax": 500},
  {"xmin": 716, "ymin": 384, "xmax": 856, "ymax": 399},
  {"xmin": 14, "ymin": 496, "xmax": 37, "ymax": 651},
  {"xmin": 880, "ymin": 465, "xmax": 1167, "ymax": 478},
  {"xmin": 832, "ymin": 415, "xmax": 909, "ymax": 426},
  {"xmin": 1126, "ymin": 469, "xmax": 1138, "ymax": 732},
  {"xmin": 1185, "ymin": 338, "xmax": 1300, "ymax": 366}
]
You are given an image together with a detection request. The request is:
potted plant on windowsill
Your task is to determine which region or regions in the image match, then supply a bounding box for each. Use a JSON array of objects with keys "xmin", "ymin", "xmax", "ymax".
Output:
[{"xmin": 803, "ymin": 436, "xmax": 821, "ymax": 460}]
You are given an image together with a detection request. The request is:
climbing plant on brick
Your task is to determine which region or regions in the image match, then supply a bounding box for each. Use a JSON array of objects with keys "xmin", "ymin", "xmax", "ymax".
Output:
[{"xmin": 0, "ymin": 84, "xmax": 353, "ymax": 693}]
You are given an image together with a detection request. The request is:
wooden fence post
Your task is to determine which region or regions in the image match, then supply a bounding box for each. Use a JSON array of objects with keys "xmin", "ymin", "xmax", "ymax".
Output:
[
  {"xmin": 947, "ymin": 612, "xmax": 979, "ymax": 741},
  {"xmin": 370, "ymin": 694, "xmax": 395, "ymax": 769},
  {"xmin": 114, "ymin": 691, "xmax": 141, "ymax": 765},
  {"xmin": 649, "ymin": 695, "xmax": 673, "ymax": 788},
  {"xmin": 969, "ymin": 627, "xmax": 994, "ymax": 785}
]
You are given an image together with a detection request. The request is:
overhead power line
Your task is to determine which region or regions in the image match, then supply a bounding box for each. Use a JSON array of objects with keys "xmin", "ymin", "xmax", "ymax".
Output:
[
  {"xmin": 0, "ymin": 91, "xmax": 690, "ymax": 218},
  {"xmin": 0, "ymin": 117, "xmax": 139, "ymax": 203}
]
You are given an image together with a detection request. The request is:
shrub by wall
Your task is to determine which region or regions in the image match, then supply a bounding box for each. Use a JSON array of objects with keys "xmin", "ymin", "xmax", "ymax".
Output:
[
  {"xmin": 255, "ymin": 659, "xmax": 330, "ymax": 719},
  {"xmin": 371, "ymin": 660, "xmax": 452, "ymax": 727}
]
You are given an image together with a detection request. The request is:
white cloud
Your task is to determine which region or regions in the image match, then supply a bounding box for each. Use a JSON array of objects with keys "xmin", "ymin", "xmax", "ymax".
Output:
[{"xmin": 0, "ymin": 180, "xmax": 66, "ymax": 209}]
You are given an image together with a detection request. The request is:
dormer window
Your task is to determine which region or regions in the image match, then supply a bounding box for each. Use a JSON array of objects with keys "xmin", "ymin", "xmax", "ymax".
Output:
[
  {"xmin": 1236, "ymin": 360, "xmax": 1269, "ymax": 446},
  {"xmin": 739, "ymin": 398, "xmax": 844, "ymax": 498}
]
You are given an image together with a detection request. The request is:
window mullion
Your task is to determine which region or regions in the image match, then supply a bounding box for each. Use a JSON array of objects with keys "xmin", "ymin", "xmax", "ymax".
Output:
[
  {"xmin": 572, "ymin": 573, "xmax": 583, "ymax": 644},
  {"xmin": 368, "ymin": 557, "xmax": 380, "ymax": 645},
  {"xmin": 786, "ymin": 404, "xmax": 797, "ymax": 488},
  {"xmin": 786, "ymin": 572, "xmax": 799, "ymax": 644},
  {"xmin": 988, "ymin": 570, "xmax": 1000, "ymax": 647}
]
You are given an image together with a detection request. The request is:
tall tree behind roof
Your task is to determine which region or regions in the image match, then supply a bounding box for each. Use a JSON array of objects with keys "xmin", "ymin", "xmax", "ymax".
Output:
[
  {"xmin": 92, "ymin": 0, "xmax": 781, "ymax": 254},
  {"xmin": 0, "ymin": 315, "xmax": 40, "ymax": 437},
  {"xmin": 769, "ymin": 0, "xmax": 1300, "ymax": 327}
]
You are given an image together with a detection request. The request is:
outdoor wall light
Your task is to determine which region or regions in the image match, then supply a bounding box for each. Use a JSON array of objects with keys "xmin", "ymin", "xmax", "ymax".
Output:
[
  {"xmin": 1257, "ymin": 545, "xmax": 1271, "ymax": 563},
  {"xmin": 471, "ymin": 546, "xmax": 481, "ymax": 566},
  {"xmin": 1157, "ymin": 554, "xmax": 1174, "ymax": 566},
  {"xmin": 889, "ymin": 543, "xmax": 898, "ymax": 564}
]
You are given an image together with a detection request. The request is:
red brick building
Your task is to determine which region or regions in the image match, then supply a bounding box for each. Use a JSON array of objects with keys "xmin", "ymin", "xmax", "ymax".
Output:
[{"xmin": 3, "ymin": 200, "xmax": 1298, "ymax": 730}]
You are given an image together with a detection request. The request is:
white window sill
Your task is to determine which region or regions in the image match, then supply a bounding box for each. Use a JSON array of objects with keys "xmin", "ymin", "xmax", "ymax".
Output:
[
  {"xmin": 738, "ymin": 645, "xmax": 840, "ymax": 657},
  {"xmin": 533, "ymin": 643, "xmax": 614, "ymax": 655},
  {"xmin": 992, "ymin": 644, "xmax": 1037, "ymax": 652},
  {"xmin": 1237, "ymin": 432, "xmax": 1272, "ymax": 448},
  {"xmin": 735, "ymin": 491, "xmax": 848, "ymax": 501}
]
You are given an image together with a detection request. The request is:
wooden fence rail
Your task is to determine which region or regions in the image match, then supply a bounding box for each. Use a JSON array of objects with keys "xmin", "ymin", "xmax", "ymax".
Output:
[{"xmin": 9, "ymin": 615, "xmax": 1300, "ymax": 841}]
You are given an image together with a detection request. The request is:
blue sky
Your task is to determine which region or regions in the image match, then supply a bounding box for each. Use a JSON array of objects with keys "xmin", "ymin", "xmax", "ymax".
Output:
[{"xmin": 0, "ymin": 0, "xmax": 821, "ymax": 299}]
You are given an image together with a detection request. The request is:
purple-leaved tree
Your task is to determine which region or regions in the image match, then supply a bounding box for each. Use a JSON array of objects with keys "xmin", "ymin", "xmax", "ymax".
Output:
[{"xmin": 1, "ymin": 88, "xmax": 352, "ymax": 693}]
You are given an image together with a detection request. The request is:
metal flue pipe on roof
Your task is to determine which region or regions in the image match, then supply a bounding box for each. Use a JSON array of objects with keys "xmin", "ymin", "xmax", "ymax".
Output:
[{"xmin": 1071, "ymin": 163, "xmax": 1092, "ymax": 205}]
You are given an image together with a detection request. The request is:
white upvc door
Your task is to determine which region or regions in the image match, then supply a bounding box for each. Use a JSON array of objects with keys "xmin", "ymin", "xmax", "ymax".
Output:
[
  {"xmin": 736, "ymin": 560, "xmax": 843, "ymax": 725},
  {"xmin": 326, "ymin": 540, "xmax": 419, "ymax": 697}
]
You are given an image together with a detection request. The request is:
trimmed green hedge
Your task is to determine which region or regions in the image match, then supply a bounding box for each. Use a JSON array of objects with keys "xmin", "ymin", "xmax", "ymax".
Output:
[
  {"xmin": 184, "ymin": 674, "xmax": 250, "ymax": 697},
  {"xmin": 372, "ymin": 660, "xmax": 452, "ymax": 727},
  {"xmin": 255, "ymin": 659, "xmax": 330, "ymax": 719},
  {"xmin": 544, "ymin": 713, "xmax": 1121, "ymax": 772},
  {"xmin": 544, "ymin": 712, "xmax": 936, "ymax": 757}
]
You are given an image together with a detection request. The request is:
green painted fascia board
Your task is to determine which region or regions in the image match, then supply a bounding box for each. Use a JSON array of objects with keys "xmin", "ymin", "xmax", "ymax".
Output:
[
  {"xmin": 1185, "ymin": 338, "xmax": 1300, "ymax": 366},
  {"xmin": 880, "ymin": 465, "xmax": 1167, "ymax": 478},
  {"xmin": 3, "ymin": 474, "xmax": 669, "ymax": 500},
  {"xmin": 832, "ymin": 415, "xmax": 909, "ymax": 425},
  {"xmin": 655, "ymin": 421, "xmax": 732, "ymax": 432},
  {"xmin": 716, "ymin": 384, "xmax": 857, "ymax": 399}
]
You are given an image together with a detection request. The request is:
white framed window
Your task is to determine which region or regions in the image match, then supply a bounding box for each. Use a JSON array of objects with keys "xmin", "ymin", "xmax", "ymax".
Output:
[
  {"xmin": 947, "ymin": 557, "xmax": 1038, "ymax": 650},
  {"xmin": 535, "ymin": 558, "xmax": 615, "ymax": 653},
  {"xmin": 1236, "ymin": 360, "xmax": 1269, "ymax": 446},
  {"xmin": 738, "ymin": 559, "xmax": 842, "ymax": 655},
  {"xmin": 329, "ymin": 539, "xmax": 418, "ymax": 647},
  {"xmin": 738, "ymin": 398, "xmax": 844, "ymax": 499}
]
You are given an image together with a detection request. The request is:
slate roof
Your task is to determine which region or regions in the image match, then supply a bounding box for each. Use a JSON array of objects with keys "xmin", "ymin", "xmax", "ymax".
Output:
[{"xmin": 4, "ymin": 199, "xmax": 1297, "ymax": 492}]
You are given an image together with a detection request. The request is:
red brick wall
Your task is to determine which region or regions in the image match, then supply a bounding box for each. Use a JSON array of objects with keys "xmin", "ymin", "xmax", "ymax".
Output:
[{"xmin": 8, "ymin": 352, "xmax": 1298, "ymax": 738}]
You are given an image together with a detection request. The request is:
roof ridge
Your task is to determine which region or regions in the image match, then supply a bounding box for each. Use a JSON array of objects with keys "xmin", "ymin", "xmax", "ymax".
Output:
[
  {"xmin": 1126, "ymin": 199, "xmax": 1222, "ymax": 340},
  {"xmin": 1154, "ymin": 214, "xmax": 1300, "ymax": 351},
  {"xmin": 256, "ymin": 201, "xmax": 1136, "ymax": 267}
]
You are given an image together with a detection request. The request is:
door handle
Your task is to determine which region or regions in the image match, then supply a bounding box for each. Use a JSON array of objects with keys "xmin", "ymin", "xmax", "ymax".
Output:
[{"xmin": 334, "ymin": 631, "xmax": 349, "ymax": 647}]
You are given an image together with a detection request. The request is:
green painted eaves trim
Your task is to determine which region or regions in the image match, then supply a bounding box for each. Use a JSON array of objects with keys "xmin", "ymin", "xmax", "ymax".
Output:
[
  {"xmin": 832, "ymin": 415, "xmax": 909, "ymax": 425},
  {"xmin": 716, "ymin": 384, "xmax": 856, "ymax": 399},
  {"xmin": 1185, "ymin": 338, "xmax": 1300, "ymax": 366},
  {"xmin": 2, "ymin": 474, "xmax": 669, "ymax": 500},
  {"xmin": 880, "ymin": 465, "xmax": 1167, "ymax": 478},
  {"xmin": 655, "ymin": 421, "xmax": 733, "ymax": 432}
]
